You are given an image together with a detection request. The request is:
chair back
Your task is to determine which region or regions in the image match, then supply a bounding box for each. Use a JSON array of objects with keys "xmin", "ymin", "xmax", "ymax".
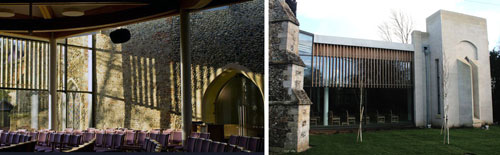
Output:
[
  {"xmin": 62, "ymin": 134, "xmax": 72, "ymax": 146},
  {"xmin": 247, "ymin": 137, "xmax": 260, "ymax": 152},
  {"xmin": 82, "ymin": 132, "xmax": 94, "ymax": 143},
  {"xmin": 201, "ymin": 139, "xmax": 212, "ymax": 152},
  {"xmin": 171, "ymin": 131, "xmax": 182, "ymax": 144},
  {"xmin": 104, "ymin": 133, "xmax": 114, "ymax": 148},
  {"xmin": 137, "ymin": 131, "xmax": 147, "ymax": 146},
  {"xmin": 228, "ymin": 135, "xmax": 238, "ymax": 145},
  {"xmin": 70, "ymin": 135, "xmax": 81, "ymax": 146},
  {"xmin": 237, "ymin": 136, "xmax": 249, "ymax": 148},
  {"xmin": 217, "ymin": 142, "xmax": 227, "ymax": 152},
  {"xmin": 0, "ymin": 133, "xmax": 8, "ymax": 144},
  {"xmin": 12, "ymin": 134, "xmax": 20, "ymax": 144},
  {"xmin": 113, "ymin": 134, "xmax": 124, "ymax": 149},
  {"xmin": 157, "ymin": 133, "xmax": 169, "ymax": 150},
  {"xmin": 209, "ymin": 141, "xmax": 219, "ymax": 152},
  {"xmin": 125, "ymin": 130, "xmax": 136, "ymax": 145},
  {"xmin": 184, "ymin": 137, "xmax": 196, "ymax": 152},
  {"xmin": 95, "ymin": 133, "xmax": 105, "ymax": 147},
  {"xmin": 194, "ymin": 138, "xmax": 203, "ymax": 152}
]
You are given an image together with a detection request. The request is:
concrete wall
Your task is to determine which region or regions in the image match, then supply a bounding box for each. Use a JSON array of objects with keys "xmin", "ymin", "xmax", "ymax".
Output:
[{"xmin": 418, "ymin": 10, "xmax": 492, "ymax": 127}]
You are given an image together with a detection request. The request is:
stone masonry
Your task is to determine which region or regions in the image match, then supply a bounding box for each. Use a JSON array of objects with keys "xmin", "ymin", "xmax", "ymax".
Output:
[{"xmin": 269, "ymin": 0, "xmax": 311, "ymax": 153}]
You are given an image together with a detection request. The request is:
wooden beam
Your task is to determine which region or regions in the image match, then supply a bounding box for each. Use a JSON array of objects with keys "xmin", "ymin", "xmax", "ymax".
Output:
[{"xmin": 39, "ymin": 5, "xmax": 54, "ymax": 19}]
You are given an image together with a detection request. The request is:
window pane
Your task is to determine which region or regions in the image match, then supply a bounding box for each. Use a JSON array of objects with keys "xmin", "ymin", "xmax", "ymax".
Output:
[
  {"xmin": 1, "ymin": 90, "xmax": 49, "ymax": 130},
  {"xmin": 299, "ymin": 32, "xmax": 313, "ymax": 55},
  {"xmin": 67, "ymin": 46, "xmax": 90, "ymax": 91}
]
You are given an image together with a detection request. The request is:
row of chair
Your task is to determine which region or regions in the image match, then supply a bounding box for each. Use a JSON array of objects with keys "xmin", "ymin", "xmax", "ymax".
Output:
[
  {"xmin": 0, "ymin": 132, "xmax": 33, "ymax": 147},
  {"xmin": 228, "ymin": 135, "xmax": 264, "ymax": 152},
  {"xmin": 34, "ymin": 132, "xmax": 85, "ymax": 152},
  {"xmin": 184, "ymin": 137, "xmax": 245, "ymax": 152}
]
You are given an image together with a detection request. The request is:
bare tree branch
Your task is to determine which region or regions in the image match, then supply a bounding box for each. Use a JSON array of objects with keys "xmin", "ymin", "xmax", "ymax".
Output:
[{"xmin": 377, "ymin": 9, "xmax": 415, "ymax": 44}]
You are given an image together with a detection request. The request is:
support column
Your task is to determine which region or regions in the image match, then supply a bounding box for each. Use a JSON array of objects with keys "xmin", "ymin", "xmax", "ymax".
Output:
[
  {"xmin": 48, "ymin": 33, "xmax": 58, "ymax": 130},
  {"xmin": 31, "ymin": 92, "xmax": 39, "ymax": 129},
  {"xmin": 180, "ymin": 9, "xmax": 192, "ymax": 145},
  {"xmin": 323, "ymin": 87, "xmax": 329, "ymax": 126},
  {"xmin": 91, "ymin": 34, "xmax": 97, "ymax": 127}
]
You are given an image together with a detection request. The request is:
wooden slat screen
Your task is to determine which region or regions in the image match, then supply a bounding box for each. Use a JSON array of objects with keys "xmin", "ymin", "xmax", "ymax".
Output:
[
  {"xmin": 312, "ymin": 43, "xmax": 413, "ymax": 88},
  {"xmin": 0, "ymin": 36, "xmax": 63, "ymax": 90}
]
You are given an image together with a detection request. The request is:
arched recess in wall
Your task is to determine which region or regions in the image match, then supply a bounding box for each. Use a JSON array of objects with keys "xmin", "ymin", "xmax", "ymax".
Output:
[
  {"xmin": 454, "ymin": 40, "xmax": 480, "ymax": 120},
  {"xmin": 455, "ymin": 40, "xmax": 478, "ymax": 60},
  {"xmin": 201, "ymin": 64, "xmax": 264, "ymax": 137}
]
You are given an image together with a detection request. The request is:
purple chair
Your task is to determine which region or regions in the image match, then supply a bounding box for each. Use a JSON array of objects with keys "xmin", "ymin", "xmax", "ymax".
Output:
[
  {"xmin": 94, "ymin": 133, "xmax": 105, "ymax": 147},
  {"xmin": 169, "ymin": 131, "xmax": 183, "ymax": 149},
  {"xmin": 82, "ymin": 132, "xmax": 95, "ymax": 143},
  {"xmin": 209, "ymin": 141, "xmax": 219, "ymax": 152},
  {"xmin": 44, "ymin": 133, "xmax": 63, "ymax": 152},
  {"xmin": 124, "ymin": 130, "xmax": 136, "ymax": 146},
  {"xmin": 237, "ymin": 136, "xmax": 249, "ymax": 149},
  {"xmin": 7, "ymin": 132, "xmax": 16, "ymax": 145},
  {"xmin": 137, "ymin": 131, "xmax": 147, "ymax": 146},
  {"xmin": 0, "ymin": 132, "xmax": 9, "ymax": 146},
  {"xmin": 228, "ymin": 135, "xmax": 238, "ymax": 145},
  {"xmin": 30, "ymin": 132, "xmax": 38, "ymax": 141},
  {"xmin": 69, "ymin": 135, "xmax": 81, "ymax": 147},
  {"xmin": 34, "ymin": 132, "xmax": 49, "ymax": 152},
  {"xmin": 183, "ymin": 137, "xmax": 196, "ymax": 152},
  {"xmin": 200, "ymin": 133, "xmax": 210, "ymax": 139},
  {"xmin": 201, "ymin": 139, "xmax": 212, "ymax": 152},
  {"xmin": 217, "ymin": 142, "xmax": 227, "ymax": 152},
  {"xmin": 61, "ymin": 134, "xmax": 71, "ymax": 148},
  {"xmin": 12, "ymin": 134, "xmax": 20, "ymax": 144},
  {"xmin": 157, "ymin": 133, "xmax": 169, "ymax": 151},
  {"xmin": 194, "ymin": 138, "xmax": 203, "ymax": 152},
  {"xmin": 104, "ymin": 133, "xmax": 114, "ymax": 148},
  {"xmin": 112, "ymin": 134, "xmax": 124, "ymax": 150},
  {"xmin": 247, "ymin": 137, "xmax": 260, "ymax": 152}
]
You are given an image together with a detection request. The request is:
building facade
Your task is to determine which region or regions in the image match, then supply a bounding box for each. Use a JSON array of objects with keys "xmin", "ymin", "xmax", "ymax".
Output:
[{"xmin": 300, "ymin": 10, "xmax": 493, "ymax": 131}]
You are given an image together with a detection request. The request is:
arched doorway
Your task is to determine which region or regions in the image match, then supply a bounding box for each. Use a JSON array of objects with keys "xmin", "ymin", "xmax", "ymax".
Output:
[{"xmin": 202, "ymin": 67, "xmax": 263, "ymax": 141}]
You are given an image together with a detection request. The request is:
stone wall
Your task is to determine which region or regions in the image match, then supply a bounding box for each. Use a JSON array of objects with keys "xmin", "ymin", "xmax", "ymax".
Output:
[
  {"xmin": 93, "ymin": 0, "xmax": 264, "ymax": 130},
  {"xmin": 269, "ymin": 0, "xmax": 311, "ymax": 153}
]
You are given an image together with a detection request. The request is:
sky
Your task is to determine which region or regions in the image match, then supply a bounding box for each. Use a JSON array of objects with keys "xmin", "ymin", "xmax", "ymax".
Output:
[{"xmin": 296, "ymin": 0, "xmax": 500, "ymax": 50}]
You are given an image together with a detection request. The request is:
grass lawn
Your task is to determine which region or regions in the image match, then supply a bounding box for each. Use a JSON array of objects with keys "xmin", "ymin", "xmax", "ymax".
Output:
[{"xmin": 291, "ymin": 126, "xmax": 500, "ymax": 155}]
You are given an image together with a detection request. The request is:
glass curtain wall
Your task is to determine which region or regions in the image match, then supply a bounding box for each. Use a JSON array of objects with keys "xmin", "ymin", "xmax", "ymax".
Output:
[{"xmin": 0, "ymin": 34, "xmax": 94, "ymax": 131}]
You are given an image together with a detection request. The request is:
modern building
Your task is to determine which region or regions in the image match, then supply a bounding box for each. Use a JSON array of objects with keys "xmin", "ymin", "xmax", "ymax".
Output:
[{"xmin": 299, "ymin": 10, "xmax": 493, "ymax": 130}]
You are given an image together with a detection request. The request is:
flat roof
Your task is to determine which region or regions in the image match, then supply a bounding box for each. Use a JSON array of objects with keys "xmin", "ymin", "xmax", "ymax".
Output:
[{"xmin": 313, "ymin": 34, "xmax": 414, "ymax": 51}]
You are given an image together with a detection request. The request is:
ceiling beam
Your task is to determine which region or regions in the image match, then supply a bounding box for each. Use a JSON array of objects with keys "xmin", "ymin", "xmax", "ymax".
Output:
[{"xmin": 39, "ymin": 5, "xmax": 54, "ymax": 19}]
